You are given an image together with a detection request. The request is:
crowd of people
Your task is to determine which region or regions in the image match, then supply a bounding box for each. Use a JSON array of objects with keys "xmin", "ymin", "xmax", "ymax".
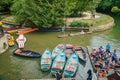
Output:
[{"xmin": 90, "ymin": 43, "xmax": 120, "ymax": 77}]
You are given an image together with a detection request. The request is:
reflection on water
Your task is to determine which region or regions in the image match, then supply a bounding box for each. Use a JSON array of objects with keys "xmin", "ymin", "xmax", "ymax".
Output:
[{"xmin": 1, "ymin": 17, "xmax": 120, "ymax": 80}]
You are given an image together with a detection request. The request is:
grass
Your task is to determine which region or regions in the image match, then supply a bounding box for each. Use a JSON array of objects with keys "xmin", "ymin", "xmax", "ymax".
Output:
[
  {"xmin": 78, "ymin": 13, "xmax": 114, "ymax": 27},
  {"xmin": 95, "ymin": 13, "xmax": 114, "ymax": 26}
]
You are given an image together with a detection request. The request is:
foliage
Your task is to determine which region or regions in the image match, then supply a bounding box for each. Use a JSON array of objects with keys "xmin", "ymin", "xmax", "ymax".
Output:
[
  {"xmin": 111, "ymin": 6, "xmax": 120, "ymax": 16},
  {"xmin": 111, "ymin": 6, "xmax": 120, "ymax": 13},
  {"xmin": 11, "ymin": 0, "xmax": 65, "ymax": 28},
  {"xmin": 98, "ymin": 0, "xmax": 112, "ymax": 10},
  {"xmin": 0, "ymin": 16, "xmax": 2, "ymax": 20},
  {"xmin": 70, "ymin": 21, "xmax": 89, "ymax": 27},
  {"xmin": 97, "ymin": 0, "xmax": 120, "ymax": 15},
  {"xmin": 70, "ymin": 0, "xmax": 101, "ymax": 17},
  {"xmin": 0, "ymin": 0, "xmax": 13, "ymax": 12},
  {"xmin": 6, "ymin": 0, "xmax": 101, "ymax": 28}
]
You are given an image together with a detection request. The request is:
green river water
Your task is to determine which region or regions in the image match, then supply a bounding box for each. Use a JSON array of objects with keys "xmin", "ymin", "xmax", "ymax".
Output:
[{"xmin": 0, "ymin": 16, "xmax": 120, "ymax": 80}]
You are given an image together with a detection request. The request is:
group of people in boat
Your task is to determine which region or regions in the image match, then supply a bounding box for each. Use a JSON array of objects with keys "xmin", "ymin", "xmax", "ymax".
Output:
[
  {"xmin": 90, "ymin": 43, "xmax": 119, "ymax": 69},
  {"xmin": 90, "ymin": 43, "xmax": 120, "ymax": 77}
]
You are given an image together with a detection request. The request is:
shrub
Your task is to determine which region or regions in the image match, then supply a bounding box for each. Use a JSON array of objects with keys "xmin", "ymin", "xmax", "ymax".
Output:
[
  {"xmin": 70, "ymin": 21, "xmax": 89, "ymax": 27},
  {"xmin": 0, "ymin": 16, "xmax": 2, "ymax": 20},
  {"xmin": 111, "ymin": 6, "xmax": 120, "ymax": 13}
]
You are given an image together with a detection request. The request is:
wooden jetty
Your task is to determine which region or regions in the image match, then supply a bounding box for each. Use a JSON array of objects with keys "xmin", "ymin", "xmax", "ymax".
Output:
[{"xmin": 23, "ymin": 78, "xmax": 85, "ymax": 80}]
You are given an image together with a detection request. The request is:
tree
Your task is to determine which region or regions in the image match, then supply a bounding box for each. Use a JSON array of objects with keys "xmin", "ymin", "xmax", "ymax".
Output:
[
  {"xmin": 111, "ymin": 6, "xmax": 120, "ymax": 16},
  {"xmin": 11, "ymin": 0, "xmax": 65, "ymax": 28},
  {"xmin": 68, "ymin": 0, "xmax": 101, "ymax": 17},
  {"xmin": 0, "ymin": 0, "xmax": 13, "ymax": 12},
  {"xmin": 11, "ymin": 0, "xmax": 101, "ymax": 28},
  {"xmin": 97, "ymin": 0, "xmax": 120, "ymax": 15}
]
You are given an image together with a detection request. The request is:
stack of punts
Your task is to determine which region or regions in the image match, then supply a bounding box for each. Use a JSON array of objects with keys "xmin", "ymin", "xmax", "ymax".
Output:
[
  {"xmin": 40, "ymin": 49, "xmax": 52, "ymax": 71},
  {"xmin": 63, "ymin": 54, "xmax": 79, "ymax": 77},
  {"xmin": 13, "ymin": 49, "xmax": 41, "ymax": 58},
  {"xmin": 64, "ymin": 44, "xmax": 74, "ymax": 58},
  {"xmin": 51, "ymin": 52, "xmax": 66, "ymax": 75},
  {"xmin": 74, "ymin": 46, "xmax": 87, "ymax": 62},
  {"xmin": 51, "ymin": 44, "xmax": 64, "ymax": 59}
]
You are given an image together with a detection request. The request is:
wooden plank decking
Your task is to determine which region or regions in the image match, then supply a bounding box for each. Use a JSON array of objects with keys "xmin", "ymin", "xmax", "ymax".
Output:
[{"xmin": 21, "ymin": 78, "xmax": 82, "ymax": 80}]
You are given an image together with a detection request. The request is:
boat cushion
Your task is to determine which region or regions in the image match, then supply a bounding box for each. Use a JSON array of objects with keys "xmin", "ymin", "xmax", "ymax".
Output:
[
  {"xmin": 75, "ymin": 47, "xmax": 81, "ymax": 51},
  {"xmin": 66, "ymin": 68, "xmax": 74, "ymax": 72},
  {"xmin": 58, "ymin": 44, "xmax": 64, "ymax": 48},
  {"xmin": 66, "ymin": 44, "xmax": 73, "ymax": 49},
  {"xmin": 15, "ymin": 49, "xmax": 21, "ymax": 54},
  {"xmin": 52, "ymin": 65, "xmax": 62, "ymax": 70}
]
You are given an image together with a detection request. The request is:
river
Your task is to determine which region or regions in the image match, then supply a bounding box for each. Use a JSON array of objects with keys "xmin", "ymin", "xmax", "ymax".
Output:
[{"xmin": 0, "ymin": 15, "xmax": 120, "ymax": 80}]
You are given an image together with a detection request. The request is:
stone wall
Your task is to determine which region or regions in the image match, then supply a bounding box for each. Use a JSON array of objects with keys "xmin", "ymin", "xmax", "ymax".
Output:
[{"xmin": 0, "ymin": 34, "xmax": 8, "ymax": 54}]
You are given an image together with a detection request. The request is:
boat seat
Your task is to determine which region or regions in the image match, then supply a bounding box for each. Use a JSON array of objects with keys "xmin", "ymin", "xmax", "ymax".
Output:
[
  {"xmin": 66, "ymin": 68, "xmax": 74, "ymax": 72},
  {"xmin": 42, "ymin": 58, "xmax": 51, "ymax": 64},
  {"xmin": 52, "ymin": 65, "xmax": 62, "ymax": 70},
  {"xmin": 56, "ymin": 50, "xmax": 62, "ymax": 54},
  {"xmin": 26, "ymin": 52, "xmax": 32, "ymax": 55},
  {"xmin": 15, "ymin": 49, "xmax": 21, "ymax": 54}
]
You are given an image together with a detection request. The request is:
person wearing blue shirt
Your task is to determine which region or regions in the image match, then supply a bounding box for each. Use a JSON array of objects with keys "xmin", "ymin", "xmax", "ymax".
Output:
[
  {"xmin": 112, "ymin": 49, "xmax": 118, "ymax": 63},
  {"xmin": 106, "ymin": 43, "xmax": 111, "ymax": 53},
  {"xmin": 99, "ymin": 46, "xmax": 103, "ymax": 53},
  {"xmin": 61, "ymin": 27, "xmax": 65, "ymax": 34}
]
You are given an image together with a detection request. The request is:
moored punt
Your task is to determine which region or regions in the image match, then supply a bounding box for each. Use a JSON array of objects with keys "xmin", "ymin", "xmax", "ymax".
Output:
[
  {"xmin": 40, "ymin": 49, "xmax": 52, "ymax": 71},
  {"xmin": 74, "ymin": 46, "xmax": 87, "ymax": 62},
  {"xmin": 13, "ymin": 49, "xmax": 41, "ymax": 58},
  {"xmin": 34, "ymin": 78, "xmax": 81, "ymax": 80},
  {"xmin": 87, "ymin": 46, "xmax": 120, "ymax": 79},
  {"xmin": 107, "ymin": 71, "xmax": 120, "ymax": 80},
  {"xmin": 51, "ymin": 52, "xmax": 66, "ymax": 75},
  {"xmin": 6, "ymin": 34, "xmax": 14, "ymax": 47},
  {"xmin": 57, "ymin": 34, "xmax": 69, "ymax": 38},
  {"xmin": 51, "ymin": 44, "xmax": 64, "ymax": 60},
  {"xmin": 87, "ymin": 46, "xmax": 120, "ymax": 69},
  {"xmin": 64, "ymin": 44, "xmax": 74, "ymax": 58},
  {"xmin": 63, "ymin": 54, "xmax": 79, "ymax": 77}
]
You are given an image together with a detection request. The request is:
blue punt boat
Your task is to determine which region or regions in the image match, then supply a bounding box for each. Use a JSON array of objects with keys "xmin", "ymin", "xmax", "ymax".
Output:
[
  {"xmin": 51, "ymin": 44, "xmax": 64, "ymax": 60},
  {"xmin": 40, "ymin": 49, "xmax": 52, "ymax": 71},
  {"xmin": 13, "ymin": 49, "xmax": 41, "ymax": 58},
  {"xmin": 74, "ymin": 46, "xmax": 87, "ymax": 62},
  {"xmin": 64, "ymin": 44, "xmax": 74, "ymax": 58},
  {"xmin": 51, "ymin": 52, "xmax": 66, "ymax": 75},
  {"xmin": 63, "ymin": 54, "xmax": 79, "ymax": 77}
]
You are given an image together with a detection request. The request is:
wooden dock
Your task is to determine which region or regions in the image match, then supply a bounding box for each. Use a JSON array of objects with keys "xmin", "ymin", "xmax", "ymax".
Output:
[
  {"xmin": 22, "ymin": 78, "xmax": 85, "ymax": 80},
  {"xmin": 86, "ymin": 46, "xmax": 108, "ymax": 80}
]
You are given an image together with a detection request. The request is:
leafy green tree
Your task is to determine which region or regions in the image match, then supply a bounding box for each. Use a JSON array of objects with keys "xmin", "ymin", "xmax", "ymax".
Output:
[
  {"xmin": 111, "ymin": 6, "xmax": 120, "ymax": 16},
  {"xmin": 97, "ymin": 0, "xmax": 120, "ymax": 13},
  {"xmin": 68, "ymin": 0, "xmax": 101, "ymax": 17},
  {"xmin": 87, "ymin": 0, "xmax": 101, "ymax": 11},
  {"xmin": 0, "ymin": 0, "xmax": 13, "ymax": 12},
  {"xmin": 11, "ymin": 0, "xmax": 64, "ymax": 28},
  {"xmin": 11, "ymin": 0, "xmax": 101, "ymax": 28},
  {"xmin": 111, "ymin": 6, "xmax": 120, "ymax": 13}
]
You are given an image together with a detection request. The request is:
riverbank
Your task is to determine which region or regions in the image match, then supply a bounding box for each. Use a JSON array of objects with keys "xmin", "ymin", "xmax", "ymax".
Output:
[
  {"xmin": 64, "ymin": 12, "xmax": 114, "ymax": 33},
  {"xmin": 0, "ymin": 12, "xmax": 114, "ymax": 33}
]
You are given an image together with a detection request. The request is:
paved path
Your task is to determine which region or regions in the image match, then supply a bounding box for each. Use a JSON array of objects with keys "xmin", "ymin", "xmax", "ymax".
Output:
[
  {"xmin": 75, "ymin": 47, "xmax": 94, "ymax": 80},
  {"xmin": 65, "ymin": 12, "xmax": 100, "ymax": 27}
]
